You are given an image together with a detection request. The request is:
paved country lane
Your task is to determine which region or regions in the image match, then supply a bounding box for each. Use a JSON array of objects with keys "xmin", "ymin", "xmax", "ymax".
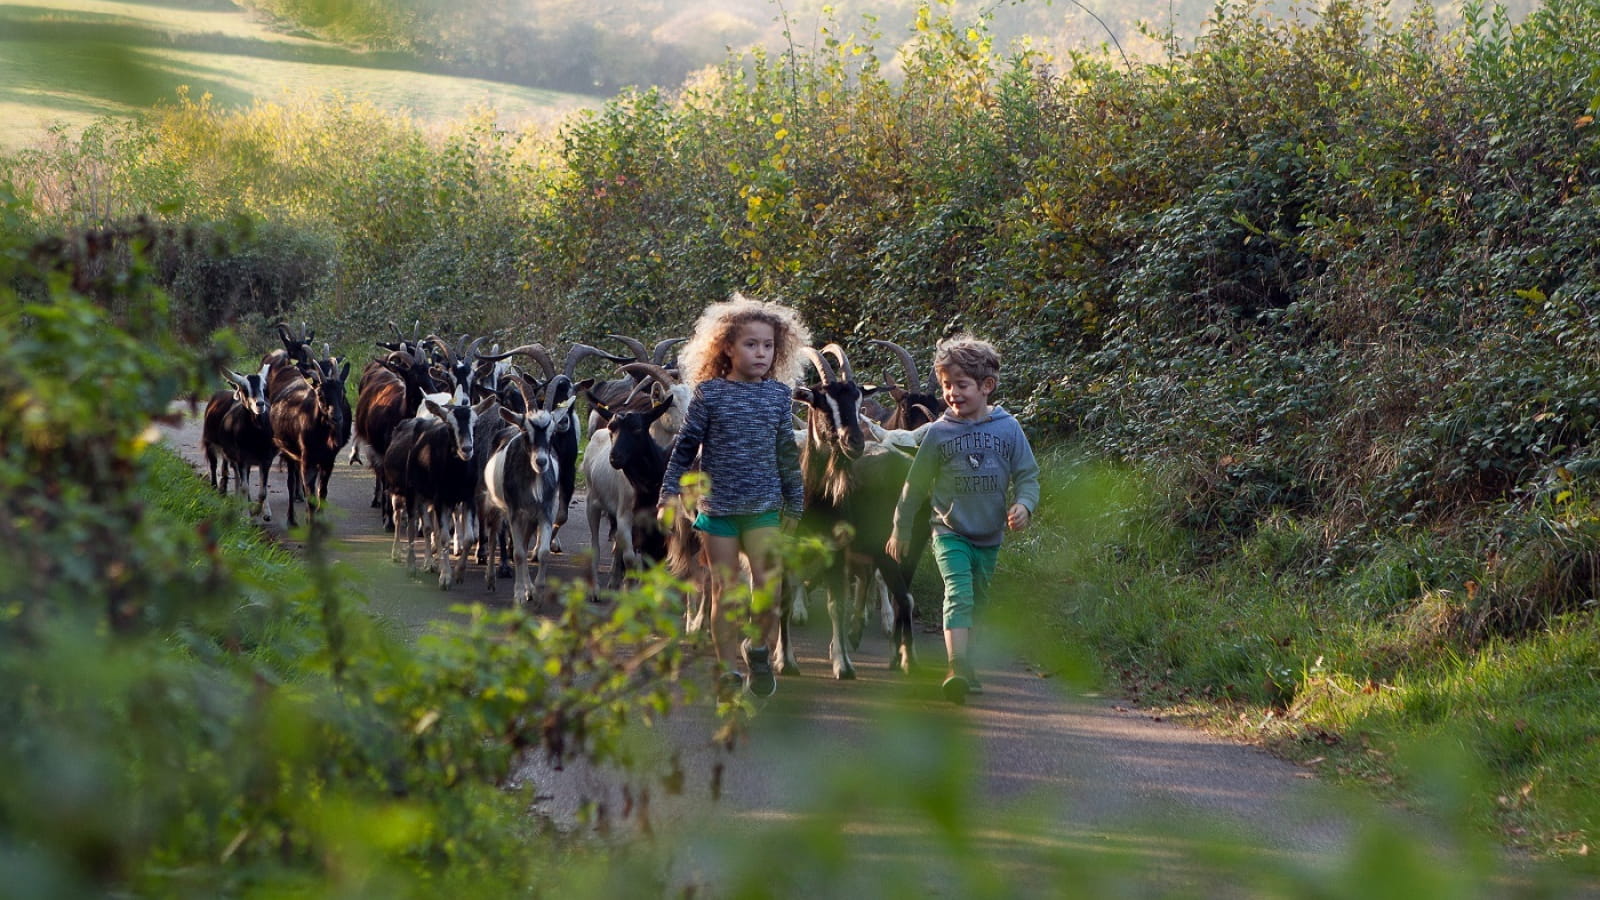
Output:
[{"xmin": 161, "ymin": 404, "xmax": 1574, "ymax": 896}]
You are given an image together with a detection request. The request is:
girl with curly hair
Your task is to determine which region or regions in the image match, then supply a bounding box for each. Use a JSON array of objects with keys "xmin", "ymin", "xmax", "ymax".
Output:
[{"xmin": 658, "ymin": 292, "xmax": 810, "ymax": 698}]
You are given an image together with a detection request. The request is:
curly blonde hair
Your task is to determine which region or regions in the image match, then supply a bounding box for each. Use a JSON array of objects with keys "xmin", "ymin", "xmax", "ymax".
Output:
[{"xmin": 677, "ymin": 292, "xmax": 812, "ymax": 385}]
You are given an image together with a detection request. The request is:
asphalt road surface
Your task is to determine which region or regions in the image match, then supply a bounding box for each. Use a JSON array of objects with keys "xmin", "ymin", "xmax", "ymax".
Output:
[{"xmin": 164, "ymin": 410, "xmax": 1561, "ymax": 896}]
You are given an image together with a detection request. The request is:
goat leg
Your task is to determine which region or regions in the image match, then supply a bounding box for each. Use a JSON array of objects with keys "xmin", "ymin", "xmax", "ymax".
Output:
[
  {"xmin": 775, "ymin": 573, "xmax": 803, "ymax": 676},
  {"xmin": 826, "ymin": 567, "xmax": 856, "ymax": 680}
]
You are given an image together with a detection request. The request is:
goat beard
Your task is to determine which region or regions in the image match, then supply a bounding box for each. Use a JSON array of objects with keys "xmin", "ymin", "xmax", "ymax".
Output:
[{"xmin": 800, "ymin": 439, "xmax": 858, "ymax": 509}]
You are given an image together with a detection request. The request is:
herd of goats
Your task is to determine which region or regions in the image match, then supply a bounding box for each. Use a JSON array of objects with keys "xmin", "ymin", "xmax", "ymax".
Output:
[{"xmin": 199, "ymin": 322, "xmax": 948, "ymax": 679}]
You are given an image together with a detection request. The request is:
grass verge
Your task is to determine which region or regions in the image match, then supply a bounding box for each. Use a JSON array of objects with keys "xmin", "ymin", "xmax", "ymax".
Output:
[{"xmin": 1003, "ymin": 443, "xmax": 1600, "ymax": 873}]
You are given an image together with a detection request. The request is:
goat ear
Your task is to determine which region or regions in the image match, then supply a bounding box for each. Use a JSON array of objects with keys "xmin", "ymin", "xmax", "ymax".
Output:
[
  {"xmin": 500, "ymin": 407, "xmax": 521, "ymax": 426},
  {"xmin": 793, "ymin": 387, "xmax": 813, "ymax": 403},
  {"xmin": 861, "ymin": 382, "xmax": 883, "ymax": 397},
  {"xmin": 338, "ymin": 361, "xmax": 350, "ymax": 381},
  {"xmin": 592, "ymin": 402, "xmax": 613, "ymax": 423},
  {"xmin": 424, "ymin": 398, "xmax": 447, "ymax": 420}
]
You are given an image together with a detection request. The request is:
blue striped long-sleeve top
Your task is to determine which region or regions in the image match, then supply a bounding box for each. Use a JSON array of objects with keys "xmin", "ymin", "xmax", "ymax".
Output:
[{"xmin": 658, "ymin": 378, "xmax": 804, "ymax": 519}]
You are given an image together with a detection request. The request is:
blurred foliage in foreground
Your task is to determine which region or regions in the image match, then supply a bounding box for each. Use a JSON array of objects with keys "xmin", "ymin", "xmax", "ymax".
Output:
[
  {"xmin": 0, "ymin": 210, "xmax": 708, "ymax": 893},
  {"xmin": 9, "ymin": 0, "xmax": 1600, "ymax": 875},
  {"xmin": 0, "ymin": 211, "xmax": 1580, "ymax": 895}
]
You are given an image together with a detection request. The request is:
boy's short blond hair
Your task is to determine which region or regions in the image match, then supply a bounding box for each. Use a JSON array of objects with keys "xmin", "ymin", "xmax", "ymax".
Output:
[{"xmin": 933, "ymin": 334, "xmax": 1000, "ymax": 384}]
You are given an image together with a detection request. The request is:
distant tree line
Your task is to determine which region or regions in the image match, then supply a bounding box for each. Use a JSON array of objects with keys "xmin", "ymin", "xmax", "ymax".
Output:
[{"xmin": 230, "ymin": 0, "xmax": 1544, "ymax": 96}]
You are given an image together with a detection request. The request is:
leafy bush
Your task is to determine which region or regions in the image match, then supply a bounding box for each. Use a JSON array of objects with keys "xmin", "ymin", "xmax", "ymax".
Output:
[{"xmin": 0, "ymin": 194, "xmax": 718, "ymax": 895}]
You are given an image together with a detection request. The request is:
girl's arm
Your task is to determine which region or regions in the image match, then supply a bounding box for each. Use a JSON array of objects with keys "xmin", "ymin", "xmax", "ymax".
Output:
[
  {"xmin": 658, "ymin": 385, "xmax": 709, "ymax": 504},
  {"xmin": 776, "ymin": 393, "xmax": 804, "ymax": 519}
]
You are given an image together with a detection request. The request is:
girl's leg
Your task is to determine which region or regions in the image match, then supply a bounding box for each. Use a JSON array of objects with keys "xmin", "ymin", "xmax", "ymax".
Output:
[
  {"xmin": 739, "ymin": 525, "xmax": 783, "ymax": 649},
  {"xmin": 738, "ymin": 524, "xmax": 782, "ymax": 697},
  {"xmin": 704, "ymin": 532, "xmax": 744, "ymax": 668}
]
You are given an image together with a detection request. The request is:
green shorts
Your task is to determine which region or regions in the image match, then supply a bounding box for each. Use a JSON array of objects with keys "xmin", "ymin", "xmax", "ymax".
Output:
[
  {"xmin": 931, "ymin": 533, "xmax": 999, "ymax": 630},
  {"xmin": 693, "ymin": 510, "xmax": 782, "ymax": 537}
]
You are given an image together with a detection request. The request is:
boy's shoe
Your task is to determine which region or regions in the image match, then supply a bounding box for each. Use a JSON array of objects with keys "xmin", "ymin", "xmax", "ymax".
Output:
[
  {"xmin": 742, "ymin": 639, "xmax": 777, "ymax": 698},
  {"xmin": 942, "ymin": 671, "xmax": 969, "ymax": 705},
  {"xmin": 717, "ymin": 670, "xmax": 745, "ymax": 701},
  {"xmin": 962, "ymin": 660, "xmax": 983, "ymax": 695}
]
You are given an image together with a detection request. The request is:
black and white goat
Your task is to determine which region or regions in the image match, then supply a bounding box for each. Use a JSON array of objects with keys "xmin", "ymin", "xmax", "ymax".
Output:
[
  {"xmin": 868, "ymin": 338, "xmax": 946, "ymax": 430},
  {"xmin": 782, "ymin": 344, "xmax": 923, "ymax": 679},
  {"xmin": 382, "ymin": 398, "xmax": 480, "ymax": 587},
  {"xmin": 482, "ymin": 377, "xmax": 575, "ymax": 606},
  {"xmin": 586, "ymin": 335, "xmax": 684, "ymax": 431},
  {"xmin": 201, "ymin": 364, "xmax": 278, "ymax": 521},
  {"xmin": 476, "ymin": 342, "xmax": 625, "ymax": 554},
  {"xmin": 582, "ymin": 394, "xmax": 675, "ymax": 595}
]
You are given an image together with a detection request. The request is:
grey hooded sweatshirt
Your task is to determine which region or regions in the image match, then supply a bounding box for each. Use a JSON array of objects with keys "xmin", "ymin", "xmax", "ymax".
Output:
[{"xmin": 892, "ymin": 405, "xmax": 1040, "ymax": 548}]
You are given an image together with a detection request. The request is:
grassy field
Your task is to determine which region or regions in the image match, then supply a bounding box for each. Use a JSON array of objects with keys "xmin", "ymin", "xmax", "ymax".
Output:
[{"xmin": 0, "ymin": 0, "xmax": 597, "ymax": 152}]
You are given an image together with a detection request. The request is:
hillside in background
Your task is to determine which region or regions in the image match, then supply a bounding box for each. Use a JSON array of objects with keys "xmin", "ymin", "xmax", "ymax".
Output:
[
  {"xmin": 0, "ymin": 0, "xmax": 594, "ymax": 152},
  {"xmin": 3, "ymin": 0, "xmax": 1542, "ymax": 153},
  {"xmin": 234, "ymin": 0, "xmax": 1544, "ymax": 91}
]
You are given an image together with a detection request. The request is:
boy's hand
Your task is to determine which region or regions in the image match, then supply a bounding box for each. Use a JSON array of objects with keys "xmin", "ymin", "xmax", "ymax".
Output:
[
  {"xmin": 1007, "ymin": 503, "xmax": 1031, "ymax": 532},
  {"xmin": 885, "ymin": 535, "xmax": 905, "ymax": 562}
]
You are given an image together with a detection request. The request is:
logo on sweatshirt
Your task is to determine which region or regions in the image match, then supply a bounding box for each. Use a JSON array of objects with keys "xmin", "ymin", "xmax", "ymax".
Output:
[{"xmin": 966, "ymin": 452, "xmax": 984, "ymax": 470}]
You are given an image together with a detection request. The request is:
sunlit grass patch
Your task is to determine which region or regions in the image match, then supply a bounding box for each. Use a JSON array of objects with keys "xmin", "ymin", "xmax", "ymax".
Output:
[
  {"xmin": 0, "ymin": 0, "xmax": 594, "ymax": 152},
  {"xmin": 1033, "ymin": 446, "xmax": 1600, "ymax": 863}
]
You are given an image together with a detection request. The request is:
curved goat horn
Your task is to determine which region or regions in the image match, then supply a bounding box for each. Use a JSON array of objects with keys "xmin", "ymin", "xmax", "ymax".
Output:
[
  {"xmin": 820, "ymin": 342, "xmax": 855, "ymax": 383},
  {"xmin": 421, "ymin": 333, "xmax": 456, "ymax": 366},
  {"xmin": 621, "ymin": 361, "xmax": 677, "ymax": 387},
  {"xmin": 607, "ymin": 333, "xmax": 649, "ymax": 360},
  {"xmin": 651, "ymin": 337, "xmax": 686, "ymax": 365},
  {"xmin": 477, "ymin": 343, "xmax": 555, "ymax": 379},
  {"xmin": 869, "ymin": 339, "xmax": 919, "ymax": 390},
  {"xmin": 801, "ymin": 347, "xmax": 836, "ymax": 385},
  {"xmin": 620, "ymin": 362, "xmax": 677, "ymax": 403},
  {"xmin": 514, "ymin": 377, "xmax": 535, "ymax": 416},
  {"xmin": 563, "ymin": 343, "xmax": 632, "ymax": 379}
]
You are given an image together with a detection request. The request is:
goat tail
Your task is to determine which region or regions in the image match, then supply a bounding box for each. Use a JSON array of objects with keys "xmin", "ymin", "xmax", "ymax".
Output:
[{"xmin": 665, "ymin": 512, "xmax": 702, "ymax": 580}]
